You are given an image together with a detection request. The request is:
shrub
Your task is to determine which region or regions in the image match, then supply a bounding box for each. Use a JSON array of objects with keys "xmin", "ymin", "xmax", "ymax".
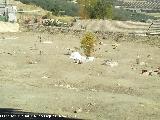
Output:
[
  {"xmin": 80, "ymin": 32, "xmax": 97, "ymax": 57},
  {"xmin": 112, "ymin": 8, "xmax": 156, "ymax": 22},
  {"xmin": 0, "ymin": 16, "xmax": 7, "ymax": 22},
  {"xmin": 42, "ymin": 12, "xmax": 53, "ymax": 19}
]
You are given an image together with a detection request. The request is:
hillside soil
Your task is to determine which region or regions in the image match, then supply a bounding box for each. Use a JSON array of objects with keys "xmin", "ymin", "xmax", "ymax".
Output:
[{"xmin": 0, "ymin": 32, "xmax": 160, "ymax": 120}]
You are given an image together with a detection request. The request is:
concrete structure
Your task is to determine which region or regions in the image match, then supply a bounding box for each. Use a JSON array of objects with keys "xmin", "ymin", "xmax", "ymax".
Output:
[{"xmin": 0, "ymin": 0, "xmax": 17, "ymax": 22}]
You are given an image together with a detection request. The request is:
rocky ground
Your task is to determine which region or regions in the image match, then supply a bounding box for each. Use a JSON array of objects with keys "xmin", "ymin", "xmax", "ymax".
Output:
[{"xmin": 0, "ymin": 31, "xmax": 160, "ymax": 120}]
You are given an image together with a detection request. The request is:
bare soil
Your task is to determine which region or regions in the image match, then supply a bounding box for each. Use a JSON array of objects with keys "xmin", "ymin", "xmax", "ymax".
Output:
[
  {"xmin": 0, "ymin": 22, "xmax": 19, "ymax": 32},
  {"xmin": 0, "ymin": 32, "xmax": 160, "ymax": 120}
]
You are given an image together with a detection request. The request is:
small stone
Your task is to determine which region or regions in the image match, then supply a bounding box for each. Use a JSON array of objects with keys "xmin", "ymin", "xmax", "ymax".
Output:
[
  {"xmin": 42, "ymin": 76, "xmax": 48, "ymax": 79},
  {"xmin": 140, "ymin": 62, "xmax": 146, "ymax": 66},
  {"xmin": 136, "ymin": 56, "xmax": 140, "ymax": 64},
  {"xmin": 66, "ymin": 85, "xmax": 71, "ymax": 88},
  {"xmin": 99, "ymin": 42, "xmax": 103, "ymax": 45},
  {"xmin": 74, "ymin": 108, "xmax": 82, "ymax": 113},
  {"xmin": 142, "ymin": 69, "xmax": 148, "ymax": 74},
  {"xmin": 152, "ymin": 72, "xmax": 157, "ymax": 76},
  {"xmin": 142, "ymin": 72, "xmax": 149, "ymax": 76},
  {"xmin": 147, "ymin": 54, "xmax": 151, "ymax": 58},
  {"xmin": 148, "ymin": 71, "xmax": 152, "ymax": 76}
]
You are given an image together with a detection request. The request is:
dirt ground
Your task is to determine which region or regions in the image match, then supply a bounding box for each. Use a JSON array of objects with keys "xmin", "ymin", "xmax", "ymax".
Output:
[
  {"xmin": 0, "ymin": 31, "xmax": 160, "ymax": 120},
  {"xmin": 0, "ymin": 22, "xmax": 19, "ymax": 33}
]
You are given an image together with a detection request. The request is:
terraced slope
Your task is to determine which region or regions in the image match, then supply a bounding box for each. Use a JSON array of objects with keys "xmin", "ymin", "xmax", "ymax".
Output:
[
  {"xmin": 71, "ymin": 20, "xmax": 151, "ymax": 33},
  {"xmin": 116, "ymin": 1, "xmax": 160, "ymax": 9}
]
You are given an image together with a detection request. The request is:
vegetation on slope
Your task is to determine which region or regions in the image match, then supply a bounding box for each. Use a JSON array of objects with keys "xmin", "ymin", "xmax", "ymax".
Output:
[
  {"xmin": 112, "ymin": 8, "xmax": 156, "ymax": 22},
  {"xmin": 15, "ymin": 0, "xmax": 156, "ymax": 22},
  {"xmin": 15, "ymin": 0, "xmax": 79, "ymax": 16}
]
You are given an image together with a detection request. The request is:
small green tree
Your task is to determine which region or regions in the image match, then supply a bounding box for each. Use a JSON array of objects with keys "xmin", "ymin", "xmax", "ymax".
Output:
[
  {"xmin": 83, "ymin": 0, "xmax": 114, "ymax": 19},
  {"xmin": 81, "ymin": 32, "xmax": 97, "ymax": 57},
  {"xmin": 106, "ymin": 4, "xmax": 113, "ymax": 19}
]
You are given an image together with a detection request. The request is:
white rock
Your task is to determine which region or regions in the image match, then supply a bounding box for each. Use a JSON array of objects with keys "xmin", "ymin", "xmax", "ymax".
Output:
[
  {"xmin": 140, "ymin": 62, "xmax": 146, "ymax": 66},
  {"xmin": 105, "ymin": 61, "xmax": 118, "ymax": 67},
  {"xmin": 42, "ymin": 76, "xmax": 48, "ymax": 79},
  {"xmin": 81, "ymin": 56, "xmax": 87, "ymax": 63},
  {"xmin": 110, "ymin": 62, "xmax": 118, "ymax": 67},
  {"xmin": 70, "ymin": 52, "xmax": 82, "ymax": 62},
  {"xmin": 42, "ymin": 41, "xmax": 53, "ymax": 44},
  {"xmin": 70, "ymin": 52, "xmax": 94, "ymax": 63},
  {"xmin": 86, "ymin": 57, "xmax": 95, "ymax": 62}
]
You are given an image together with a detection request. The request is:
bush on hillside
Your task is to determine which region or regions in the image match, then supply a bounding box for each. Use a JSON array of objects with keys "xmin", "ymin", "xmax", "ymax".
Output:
[{"xmin": 80, "ymin": 32, "xmax": 97, "ymax": 57}]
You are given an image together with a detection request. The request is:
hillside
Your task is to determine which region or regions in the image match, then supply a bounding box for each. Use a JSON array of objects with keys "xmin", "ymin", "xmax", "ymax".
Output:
[
  {"xmin": 13, "ymin": 0, "xmax": 158, "ymax": 22},
  {"xmin": 10, "ymin": 0, "xmax": 48, "ymax": 16},
  {"xmin": 14, "ymin": 0, "xmax": 79, "ymax": 16},
  {"xmin": 115, "ymin": 0, "xmax": 160, "ymax": 13},
  {"xmin": 0, "ymin": 27, "xmax": 160, "ymax": 120},
  {"xmin": 72, "ymin": 19, "xmax": 150, "ymax": 33},
  {"xmin": 117, "ymin": 0, "xmax": 142, "ymax": 1}
]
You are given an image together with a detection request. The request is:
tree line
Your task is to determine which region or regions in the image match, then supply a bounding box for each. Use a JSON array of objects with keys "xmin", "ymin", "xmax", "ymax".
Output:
[
  {"xmin": 16, "ymin": 0, "xmax": 156, "ymax": 22},
  {"xmin": 15, "ymin": 0, "xmax": 79, "ymax": 16},
  {"xmin": 16, "ymin": 0, "xmax": 114, "ymax": 18},
  {"xmin": 77, "ymin": 0, "xmax": 114, "ymax": 19}
]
